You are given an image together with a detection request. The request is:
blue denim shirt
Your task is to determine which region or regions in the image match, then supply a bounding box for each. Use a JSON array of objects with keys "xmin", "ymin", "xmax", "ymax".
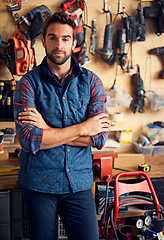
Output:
[{"xmin": 14, "ymin": 57, "xmax": 108, "ymax": 194}]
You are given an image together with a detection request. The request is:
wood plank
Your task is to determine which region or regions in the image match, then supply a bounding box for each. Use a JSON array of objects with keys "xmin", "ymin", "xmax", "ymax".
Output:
[
  {"xmin": 114, "ymin": 153, "xmax": 145, "ymax": 170},
  {"xmin": 0, "ymin": 150, "xmax": 9, "ymax": 161}
]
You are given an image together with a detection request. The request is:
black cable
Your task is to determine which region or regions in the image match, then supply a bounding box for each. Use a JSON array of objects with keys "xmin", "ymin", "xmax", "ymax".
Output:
[{"xmin": 99, "ymin": 194, "xmax": 164, "ymax": 240}]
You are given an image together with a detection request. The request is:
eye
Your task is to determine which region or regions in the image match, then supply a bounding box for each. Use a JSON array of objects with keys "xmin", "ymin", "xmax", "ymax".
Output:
[
  {"xmin": 49, "ymin": 37, "xmax": 55, "ymax": 41},
  {"xmin": 63, "ymin": 37, "xmax": 70, "ymax": 42}
]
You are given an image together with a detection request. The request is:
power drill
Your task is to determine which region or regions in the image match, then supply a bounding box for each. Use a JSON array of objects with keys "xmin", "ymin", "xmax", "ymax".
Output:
[
  {"xmin": 143, "ymin": 0, "xmax": 164, "ymax": 36},
  {"xmin": 100, "ymin": 23, "xmax": 116, "ymax": 65},
  {"xmin": 61, "ymin": 0, "xmax": 90, "ymax": 67},
  {"xmin": 149, "ymin": 47, "xmax": 164, "ymax": 79},
  {"xmin": 100, "ymin": 1, "xmax": 116, "ymax": 65}
]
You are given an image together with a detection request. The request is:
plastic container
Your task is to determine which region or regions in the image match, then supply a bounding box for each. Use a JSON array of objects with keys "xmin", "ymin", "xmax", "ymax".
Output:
[
  {"xmin": 118, "ymin": 96, "xmax": 133, "ymax": 107},
  {"xmin": 153, "ymin": 145, "xmax": 164, "ymax": 155},
  {"xmin": 147, "ymin": 91, "xmax": 164, "ymax": 111},
  {"xmin": 133, "ymin": 141, "xmax": 153, "ymax": 155},
  {"xmin": 4, "ymin": 133, "xmax": 16, "ymax": 144},
  {"xmin": 106, "ymin": 95, "xmax": 119, "ymax": 106},
  {"xmin": 106, "ymin": 85, "xmax": 133, "ymax": 107}
]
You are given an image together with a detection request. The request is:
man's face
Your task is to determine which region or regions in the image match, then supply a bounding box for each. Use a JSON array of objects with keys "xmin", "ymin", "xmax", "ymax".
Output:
[{"xmin": 42, "ymin": 22, "xmax": 76, "ymax": 65}]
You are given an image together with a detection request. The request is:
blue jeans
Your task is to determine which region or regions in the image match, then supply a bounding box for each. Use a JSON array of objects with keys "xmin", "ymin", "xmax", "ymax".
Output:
[{"xmin": 23, "ymin": 187, "xmax": 99, "ymax": 240}]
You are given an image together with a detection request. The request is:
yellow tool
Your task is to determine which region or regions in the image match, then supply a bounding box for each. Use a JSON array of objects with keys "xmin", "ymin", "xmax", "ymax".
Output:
[
  {"xmin": 0, "ymin": 81, "xmax": 4, "ymax": 100},
  {"xmin": 0, "ymin": 167, "xmax": 20, "ymax": 176},
  {"xmin": 138, "ymin": 163, "xmax": 151, "ymax": 172}
]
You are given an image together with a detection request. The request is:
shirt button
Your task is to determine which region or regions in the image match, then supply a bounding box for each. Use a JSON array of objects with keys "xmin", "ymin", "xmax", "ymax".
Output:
[
  {"xmin": 65, "ymin": 116, "xmax": 68, "ymax": 120},
  {"xmin": 67, "ymin": 149, "xmax": 70, "ymax": 152},
  {"xmin": 83, "ymin": 105, "xmax": 86, "ymax": 109},
  {"xmin": 63, "ymin": 96, "xmax": 65, "ymax": 100},
  {"xmin": 67, "ymin": 168, "xmax": 69, "ymax": 172}
]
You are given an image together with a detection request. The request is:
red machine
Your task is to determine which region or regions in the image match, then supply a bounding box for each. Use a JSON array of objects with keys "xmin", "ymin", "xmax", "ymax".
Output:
[
  {"xmin": 61, "ymin": 0, "xmax": 90, "ymax": 66},
  {"xmin": 92, "ymin": 151, "xmax": 118, "ymax": 182}
]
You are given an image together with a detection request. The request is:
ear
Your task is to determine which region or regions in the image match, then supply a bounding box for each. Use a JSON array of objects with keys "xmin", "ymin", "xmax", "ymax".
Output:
[
  {"xmin": 72, "ymin": 39, "xmax": 77, "ymax": 50},
  {"xmin": 42, "ymin": 37, "xmax": 45, "ymax": 48}
]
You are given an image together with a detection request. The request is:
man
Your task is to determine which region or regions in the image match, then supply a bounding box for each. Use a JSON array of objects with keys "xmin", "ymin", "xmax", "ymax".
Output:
[{"xmin": 14, "ymin": 12, "xmax": 110, "ymax": 240}]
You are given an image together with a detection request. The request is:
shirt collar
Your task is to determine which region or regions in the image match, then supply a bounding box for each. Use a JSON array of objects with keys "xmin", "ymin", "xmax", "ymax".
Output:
[{"xmin": 42, "ymin": 56, "xmax": 84, "ymax": 80}]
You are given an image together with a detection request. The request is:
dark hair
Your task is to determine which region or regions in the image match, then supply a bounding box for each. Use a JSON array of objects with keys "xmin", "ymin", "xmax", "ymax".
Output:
[{"xmin": 43, "ymin": 12, "xmax": 76, "ymax": 41}]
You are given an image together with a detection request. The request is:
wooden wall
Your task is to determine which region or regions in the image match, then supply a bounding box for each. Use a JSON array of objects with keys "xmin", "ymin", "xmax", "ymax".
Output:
[{"xmin": 0, "ymin": 0, "xmax": 164, "ymax": 152}]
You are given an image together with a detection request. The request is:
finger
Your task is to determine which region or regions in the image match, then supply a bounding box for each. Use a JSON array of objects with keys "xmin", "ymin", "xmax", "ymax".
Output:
[
  {"xmin": 21, "ymin": 120, "xmax": 38, "ymax": 126},
  {"xmin": 101, "ymin": 119, "xmax": 110, "ymax": 125},
  {"xmin": 24, "ymin": 107, "xmax": 37, "ymax": 112},
  {"xmin": 97, "ymin": 113, "xmax": 109, "ymax": 119},
  {"xmin": 19, "ymin": 110, "xmax": 37, "ymax": 117}
]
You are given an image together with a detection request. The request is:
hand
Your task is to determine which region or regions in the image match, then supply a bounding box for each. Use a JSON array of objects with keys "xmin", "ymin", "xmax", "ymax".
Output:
[
  {"xmin": 18, "ymin": 108, "xmax": 50, "ymax": 129},
  {"xmin": 81, "ymin": 113, "xmax": 110, "ymax": 136}
]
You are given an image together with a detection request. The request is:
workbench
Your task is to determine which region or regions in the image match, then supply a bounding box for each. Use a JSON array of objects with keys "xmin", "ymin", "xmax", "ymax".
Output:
[
  {"xmin": 0, "ymin": 150, "xmax": 164, "ymax": 240},
  {"xmin": 0, "ymin": 151, "xmax": 164, "ymax": 190}
]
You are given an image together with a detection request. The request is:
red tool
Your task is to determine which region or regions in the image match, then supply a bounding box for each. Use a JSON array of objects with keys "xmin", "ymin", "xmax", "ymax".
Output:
[
  {"xmin": 61, "ymin": 0, "xmax": 90, "ymax": 66},
  {"xmin": 7, "ymin": 0, "xmax": 21, "ymax": 12},
  {"xmin": 92, "ymin": 152, "xmax": 118, "ymax": 182},
  {"xmin": 92, "ymin": 151, "xmax": 118, "ymax": 224}
]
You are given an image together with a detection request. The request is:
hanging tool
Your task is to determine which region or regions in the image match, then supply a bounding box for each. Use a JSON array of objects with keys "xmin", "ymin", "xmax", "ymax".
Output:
[
  {"xmin": 100, "ymin": 1, "xmax": 116, "ymax": 65},
  {"xmin": 136, "ymin": 0, "xmax": 146, "ymax": 41},
  {"xmin": 61, "ymin": 0, "xmax": 90, "ymax": 66},
  {"xmin": 19, "ymin": 5, "xmax": 52, "ymax": 46},
  {"xmin": 1, "ymin": 82, "xmax": 10, "ymax": 118},
  {"xmin": 0, "ymin": 82, "xmax": 5, "ymax": 119},
  {"xmin": 20, "ymin": 4, "xmax": 52, "ymax": 27},
  {"xmin": 7, "ymin": 0, "xmax": 21, "ymax": 12},
  {"xmin": 89, "ymin": 19, "xmax": 97, "ymax": 55},
  {"xmin": 1, "ymin": 82, "xmax": 10, "ymax": 106},
  {"xmin": 118, "ymin": 0, "xmax": 122, "ymax": 13},
  {"xmin": 115, "ymin": 11, "xmax": 128, "ymax": 71},
  {"xmin": 6, "ymin": 28, "xmax": 36, "ymax": 76},
  {"xmin": 0, "ymin": 82, "xmax": 4, "ymax": 101},
  {"xmin": 130, "ymin": 65, "xmax": 146, "ymax": 113},
  {"xmin": 143, "ymin": 0, "xmax": 164, "ymax": 36},
  {"xmin": 0, "ymin": 35, "xmax": 10, "ymax": 60},
  {"xmin": 10, "ymin": 79, "xmax": 16, "ymax": 118},
  {"xmin": 149, "ymin": 47, "xmax": 164, "ymax": 79}
]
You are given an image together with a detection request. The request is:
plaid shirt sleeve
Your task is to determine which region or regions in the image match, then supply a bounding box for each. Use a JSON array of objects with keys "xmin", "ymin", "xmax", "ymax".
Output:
[
  {"xmin": 14, "ymin": 78, "xmax": 43, "ymax": 154},
  {"xmin": 87, "ymin": 72, "xmax": 108, "ymax": 150}
]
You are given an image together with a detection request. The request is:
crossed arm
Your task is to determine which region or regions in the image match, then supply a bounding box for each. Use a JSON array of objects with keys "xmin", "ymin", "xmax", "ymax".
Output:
[{"xmin": 18, "ymin": 108, "xmax": 110, "ymax": 149}]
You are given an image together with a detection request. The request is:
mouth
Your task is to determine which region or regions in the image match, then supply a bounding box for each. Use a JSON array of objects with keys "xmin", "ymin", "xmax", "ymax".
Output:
[{"xmin": 52, "ymin": 51, "xmax": 64, "ymax": 56}]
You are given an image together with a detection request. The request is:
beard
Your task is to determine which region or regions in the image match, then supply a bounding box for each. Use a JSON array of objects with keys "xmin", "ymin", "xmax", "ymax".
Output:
[{"xmin": 45, "ymin": 47, "xmax": 72, "ymax": 65}]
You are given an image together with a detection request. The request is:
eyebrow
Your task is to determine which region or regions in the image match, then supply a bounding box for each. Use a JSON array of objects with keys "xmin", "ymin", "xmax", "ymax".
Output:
[{"xmin": 47, "ymin": 33, "xmax": 71, "ymax": 38}]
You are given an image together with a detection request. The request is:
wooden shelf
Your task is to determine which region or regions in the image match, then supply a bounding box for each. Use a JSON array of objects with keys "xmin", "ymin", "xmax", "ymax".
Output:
[{"xmin": 109, "ymin": 121, "xmax": 130, "ymax": 131}]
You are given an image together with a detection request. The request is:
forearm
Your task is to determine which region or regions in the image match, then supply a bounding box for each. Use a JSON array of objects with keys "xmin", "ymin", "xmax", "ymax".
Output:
[
  {"xmin": 40, "ymin": 124, "xmax": 83, "ymax": 149},
  {"xmin": 65, "ymin": 136, "xmax": 93, "ymax": 147},
  {"xmin": 17, "ymin": 107, "xmax": 110, "ymax": 151}
]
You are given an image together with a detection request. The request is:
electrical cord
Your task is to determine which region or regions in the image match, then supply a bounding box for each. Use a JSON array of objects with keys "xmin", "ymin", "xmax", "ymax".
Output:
[{"xmin": 99, "ymin": 194, "xmax": 164, "ymax": 240}]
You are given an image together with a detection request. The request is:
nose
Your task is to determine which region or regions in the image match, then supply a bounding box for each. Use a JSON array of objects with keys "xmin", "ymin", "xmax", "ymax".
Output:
[{"xmin": 56, "ymin": 38, "xmax": 63, "ymax": 49}]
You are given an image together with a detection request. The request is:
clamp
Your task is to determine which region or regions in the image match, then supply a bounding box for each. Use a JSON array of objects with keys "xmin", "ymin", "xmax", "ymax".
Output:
[{"xmin": 92, "ymin": 151, "xmax": 118, "ymax": 182}]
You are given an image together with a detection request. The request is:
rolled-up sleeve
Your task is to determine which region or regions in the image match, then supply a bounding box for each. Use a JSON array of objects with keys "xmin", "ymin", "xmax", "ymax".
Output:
[
  {"xmin": 14, "ymin": 78, "xmax": 43, "ymax": 154},
  {"xmin": 87, "ymin": 73, "xmax": 108, "ymax": 150}
]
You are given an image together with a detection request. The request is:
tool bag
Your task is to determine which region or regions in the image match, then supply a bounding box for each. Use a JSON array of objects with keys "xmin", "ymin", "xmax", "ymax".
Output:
[{"xmin": 6, "ymin": 29, "xmax": 36, "ymax": 76}]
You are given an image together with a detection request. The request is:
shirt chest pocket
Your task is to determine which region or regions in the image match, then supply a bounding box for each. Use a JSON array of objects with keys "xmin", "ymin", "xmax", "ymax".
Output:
[
  {"xmin": 67, "ymin": 91, "xmax": 90, "ymax": 123},
  {"xmin": 36, "ymin": 92, "xmax": 63, "ymax": 127}
]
